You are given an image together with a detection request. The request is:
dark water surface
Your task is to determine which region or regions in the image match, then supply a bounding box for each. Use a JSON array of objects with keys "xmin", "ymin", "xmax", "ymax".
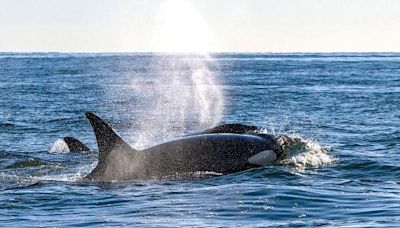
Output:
[{"xmin": 0, "ymin": 53, "xmax": 399, "ymax": 227}]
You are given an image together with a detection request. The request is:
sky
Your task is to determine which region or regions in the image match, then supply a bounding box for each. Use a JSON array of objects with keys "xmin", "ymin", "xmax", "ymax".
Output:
[{"xmin": 1, "ymin": 0, "xmax": 400, "ymax": 52}]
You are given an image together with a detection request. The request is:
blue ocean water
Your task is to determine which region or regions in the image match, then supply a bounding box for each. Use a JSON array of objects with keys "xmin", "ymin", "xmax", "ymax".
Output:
[{"xmin": 0, "ymin": 53, "xmax": 399, "ymax": 227}]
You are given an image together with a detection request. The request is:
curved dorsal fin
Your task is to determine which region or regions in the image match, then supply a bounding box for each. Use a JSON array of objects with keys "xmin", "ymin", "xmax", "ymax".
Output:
[
  {"xmin": 85, "ymin": 112, "xmax": 134, "ymax": 165},
  {"xmin": 63, "ymin": 137, "xmax": 90, "ymax": 152}
]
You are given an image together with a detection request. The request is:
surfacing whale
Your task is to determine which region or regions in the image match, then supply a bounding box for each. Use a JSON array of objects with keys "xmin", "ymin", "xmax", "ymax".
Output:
[
  {"xmin": 63, "ymin": 137, "xmax": 90, "ymax": 152},
  {"xmin": 64, "ymin": 112, "xmax": 291, "ymax": 181}
]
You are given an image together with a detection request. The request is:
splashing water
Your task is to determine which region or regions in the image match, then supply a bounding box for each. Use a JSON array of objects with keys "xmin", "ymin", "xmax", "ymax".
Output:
[
  {"xmin": 49, "ymin": 139, "xmax": 70, "ymax": 153},
  {"xmin": 277, "ymin": 134, "xmax": 334, "ymax": 169},
  {"xmin": 251, "ymin": 127, "xmax": 333, "ymax": 169}
]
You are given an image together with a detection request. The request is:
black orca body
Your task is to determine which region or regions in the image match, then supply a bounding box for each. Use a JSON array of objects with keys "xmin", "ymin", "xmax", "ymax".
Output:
[
  {"xmin": 63, "ymin": 137, "xmax": 90, "ymax": 152},
  {"xmin": 65, "ymin": 112, "xmax": 285, "ymax": 181}
]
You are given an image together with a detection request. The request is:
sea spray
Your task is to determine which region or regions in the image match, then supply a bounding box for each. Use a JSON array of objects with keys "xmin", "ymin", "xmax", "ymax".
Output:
[
  {"xmin": 129, "ymin": 1, "xmax": 223, "ymax": 148},
  {"xmin": 277, "ymin": 134, "xmax": 333, "ymax": 169},
  {"xmin": 131, "ymin": 55, "xmax": 224, "ymax": 149},
  {"xmin": 49, "ymin": 139, "xmax": 70, "ymax": 153},
  {"xmin": 254, "ymin": 127, "xmax": 333, "ymax": 169}
]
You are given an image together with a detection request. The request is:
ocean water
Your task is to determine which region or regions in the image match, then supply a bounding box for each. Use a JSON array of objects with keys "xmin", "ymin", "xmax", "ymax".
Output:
[{"xmin": 0, "ymin": 53, "xmax": 399, "ymax": 227}]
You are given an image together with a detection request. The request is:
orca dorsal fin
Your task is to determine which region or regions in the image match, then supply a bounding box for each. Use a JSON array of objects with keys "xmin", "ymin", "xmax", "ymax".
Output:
[
  {"xmin": 63, "ymin": 137, "xmax": 90, "ymax": 152},
  {"xmin": 85, "ymin": 112, "xmax": 134, "ymax": 164}
]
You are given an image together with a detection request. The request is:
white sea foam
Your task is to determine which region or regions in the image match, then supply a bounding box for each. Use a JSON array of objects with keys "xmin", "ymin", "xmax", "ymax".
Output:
[
  {"xmin": 48, "ymin": 139, "xmax": 70, "ymax": 153},
  {"xmin": 277, "ymin": 134, "xmax": 333, "ymax": 169}
]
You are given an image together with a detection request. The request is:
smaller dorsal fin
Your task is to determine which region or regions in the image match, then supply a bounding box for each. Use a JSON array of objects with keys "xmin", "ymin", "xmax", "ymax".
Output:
[
  {"xmin": 63, "ymin": 137, "xmax": 90, "ymax": 152},
  {"xmin": 85, "ymin": 112, "xmax": 134, "ymax": 174}
]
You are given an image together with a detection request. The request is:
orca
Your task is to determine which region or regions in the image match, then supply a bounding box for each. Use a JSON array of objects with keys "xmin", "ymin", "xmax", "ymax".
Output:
[
  {"xmin": 63, "ymin": 137, "xmax": 90, "ymax": 152},
  {"xmin": 64, "ymin": 112, "xmax": 288, "ymax": 181},
  {"xmin": 193, "ymin": 123, "xmax": 262, "ymax": 135}
]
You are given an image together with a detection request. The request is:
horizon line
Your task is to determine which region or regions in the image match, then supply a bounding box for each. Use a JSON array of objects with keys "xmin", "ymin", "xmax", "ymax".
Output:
[{"xmin": 2, "ymin": 51, "xmax": 400, "ymax": 54}]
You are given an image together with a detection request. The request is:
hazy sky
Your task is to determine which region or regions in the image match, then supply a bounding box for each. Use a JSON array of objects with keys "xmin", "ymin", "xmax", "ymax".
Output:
[{"xmin": 1, "ymin": 0, "xmax": 400, "ymax": 52}]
